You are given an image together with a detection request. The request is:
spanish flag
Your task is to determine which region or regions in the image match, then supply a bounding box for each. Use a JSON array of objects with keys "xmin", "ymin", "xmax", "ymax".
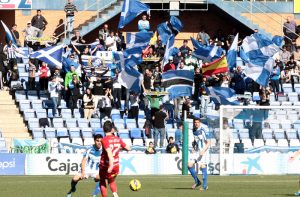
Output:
[{"xmin": 202, "ymin": 55, "xmax": 228, "ymax": 76}]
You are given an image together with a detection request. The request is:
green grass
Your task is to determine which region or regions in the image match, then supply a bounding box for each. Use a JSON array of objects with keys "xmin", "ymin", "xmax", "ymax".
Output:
[{"xmin": 0, "ymin": 175, "xmax": 298, "ymax": 197}]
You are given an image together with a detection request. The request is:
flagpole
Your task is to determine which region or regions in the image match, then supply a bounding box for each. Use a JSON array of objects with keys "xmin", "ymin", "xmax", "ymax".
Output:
[{"xmin": 182, "ymin": 110, "xmax": 188, "ymax": 175}]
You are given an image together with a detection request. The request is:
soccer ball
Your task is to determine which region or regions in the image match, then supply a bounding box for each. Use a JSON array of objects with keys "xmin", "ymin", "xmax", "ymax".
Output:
[{"xmin": 129, "ymin": 179, "xmax": 141, "ymax": 191}]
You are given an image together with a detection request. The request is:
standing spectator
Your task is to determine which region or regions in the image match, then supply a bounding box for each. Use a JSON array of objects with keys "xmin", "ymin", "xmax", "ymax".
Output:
[
  {"xmin": 83, "ymin": 88, "xmax": 95, "ymax": 119},
  {"xmin": 128, "ymin": 92, "xmax": 139, "ymax": 121},
  {"xmin": 145, "ymin": 141, "xmax": 156, "ymax": 154},
  {"xmin": 153, "ymin": 105, "xmax": 168, "ymax": 148},
  {"xmin": 231, "ymin": 66, "xmax": 246, "ymax": 94},
  {"xmin": 197, "ymin": 27, "xmax": 210, "ymax": 45},
  {"xmin": 10, "ymin": 24, "xmax": 21, "ymax": 46},
  {"xmin": 193, "ymin": 67, "xmax": 202, "ymax": 100},
  {"xmin": 64, "ymin": 0, "xmax": 78, "ymax": 36},
  {"xmin": 22, "ymin": 21, "xmax": 42, "ymax": 46},
  {"xmin": 69, "ymin": 74, "xmax": 82, "ymax": 115},
  {"xmin": 163, "ymin": 56, "xmax": 176, "ymax": 72},
  {"xmin": 99, "ymin": 24, "xmax": 110, "ymax": 47},
  {"xmin": 112, "ymin": 70, "xmax": 122, "ymax": 109},
  {"xmin": 293, "ymin": 46, "xmax": 300, "ymax": 66},
  {"xmin": 64, "ymin": 65, "xmax": 79, "ymax": 107},
  {"xmin": 153, "ymin": 66, "xmax": 162, "ymax": 91},
  {"xmin": 103, "ymin": 88, "xmax": 113, "ymax": 118},
  {"xmin": 39, "ymin": 62, "xmax": 49, "ymax": 91},
  {"xmin": 71, "ymin": 31, "xmax": 86, "ymax": 53},
  {"xmin": 146, "ymin": 94, "xmax": 164, "ymax": 122},
  {"xmin": 105, "ymin": 31, "xmax": 119, "ymax": 52},
  {"xmin": 48, "ymin": 76, "xmax": 62, "ymax": 117},
  {"xmin": 279, "ymin": 46, "xmax": 291, "ymax": 67},
  {"xmin": 28, "ymin": 60, "xmax": 36, "ymax": 90},
  {"xmin": 0, "ymin": 43, "xmax": 6, "ymax": 89},
  {"xmin": 283, "ymin": 16, "xmax": 297, "ymax": 46},
  {"xmin": 165, "ymin": 136, "xmax": 180, "ymax": 153},
  {"xmin": 179, "ymin": 40, "xmax": 191, "ymax": 58},
  {"xmin": 222, "ymin": 119, "xmax": 232, "ymax": 153},
  {"xmin": 182, "ymin": 97, "xmax": 192, "ymax": 119},
  {"xmin": 3, "ymin": 40, "xmax": 18, "ymax": 72},
  {"xmin": 31, "ymin": 10, "xmax": 48, "ymax": 36},
  {"xmin": 270, "ymin": 64, "xmax": 281, "ymax": 98},
  {"xmin": 138, "ymin": 14, "xmax": 150, "ymax": 32}
]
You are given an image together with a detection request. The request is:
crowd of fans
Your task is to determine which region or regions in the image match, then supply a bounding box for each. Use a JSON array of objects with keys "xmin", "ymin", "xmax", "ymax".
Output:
[{"xmin": 0, "ymin": 1, "xmax": 300, "ymax": 149}]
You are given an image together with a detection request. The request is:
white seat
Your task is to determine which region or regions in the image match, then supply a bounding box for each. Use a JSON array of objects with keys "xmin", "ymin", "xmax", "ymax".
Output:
[
  {"xmin": 71, "ymin": 137, "xmax": 83, "ymax": 145},
  {"xmin": 281, "ymin": 120, "xmax": 292, "ymax": 129},
  {"xmin": 290, "ymin": 139, "xmax": 300, "ymax": 146},
  {"xmin": 242, "ymin": 139, "xmax": 253, "ymax": 149},
  {"xmin": 84, "ymin": 138, "xmax": 94, "ymax": 146},
  {"xmin": 265, "ymin": 139, "xmax": 277, "ymax": 146},
  {"xmin": 277, "ymin": 139, "xmax": 289, "ymax": 147},
  {"xmin": 59, "ymin": 137, "xmax": 70, "ymax": 144},
  {"xmin": 283, "ymin": 83, "xmax": 293, "ymax": 93},
  {"xmin": 253, "ymin": 139, "xmax": 264, "ymax": 147}
]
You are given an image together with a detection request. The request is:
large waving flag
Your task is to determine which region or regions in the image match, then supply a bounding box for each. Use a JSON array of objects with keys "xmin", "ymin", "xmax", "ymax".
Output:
[
  {"xmin": 118, "ymin": 0, "xmax": 150, "ymax": 29},
  {"xmin": 162, "ymin": 70, "xmax": 194, "ymax": 99},
  {"xmin": 62, "ymin": 57, "xmax": 80, "ymax": 72},
  {"xmin": 241, "ymin": 33, "xmax": 282, "ymax": 87},
  {"xmin": 1, "ymin": 20, "xmax": 17, "ymax": 45},
  {"xmin": 202, "ymin": 56, "xmax": 228, "ymax": 76},
  {"xmin": 227, "ymin": 33, "xmax": 239, "ymax": 70},
  {"xmin": 192, "ymin": 39, "xmax": 223, "ymax": 62},
  {"xmin": 125, "ymin": 32, "xmax": 153, "ymax": 55},
  {"xmin": 30, "ymin": 45, "xmax": 64, "ymax": 69},
  {"xmin": 206, "ymin": 86, "xmax": 240, "ymax": 105},
  {"xmin": 162, "ymin": 35, "xmax": 175, "ymax": 66},
  {"xmin": 157, "ymin": 16, "xmax": 183, "ymax": 45}
]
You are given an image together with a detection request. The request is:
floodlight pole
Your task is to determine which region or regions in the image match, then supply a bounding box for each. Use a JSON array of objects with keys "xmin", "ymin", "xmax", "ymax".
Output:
[{"xmin": 182, "ymin": 110, "xmax": 188, "ymax": 175}]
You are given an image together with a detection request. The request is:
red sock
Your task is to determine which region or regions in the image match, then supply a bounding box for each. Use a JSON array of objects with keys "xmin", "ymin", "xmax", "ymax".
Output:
[
  {"xmin": 109, "ymin": 178, "xmax": 117, "ymax": 193},
  {"xmin": 100, "ymin": 179, "xmax": 107, "ymax": 197}
]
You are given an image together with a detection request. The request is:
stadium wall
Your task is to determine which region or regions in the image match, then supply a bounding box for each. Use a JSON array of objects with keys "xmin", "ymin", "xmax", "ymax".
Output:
[{"xmin": 0, "ymin": 153, "xmax": 299, "ymax": 176}]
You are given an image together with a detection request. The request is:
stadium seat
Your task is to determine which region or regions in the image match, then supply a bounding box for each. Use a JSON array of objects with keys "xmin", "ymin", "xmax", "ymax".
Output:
[
  {"xmin": 36, "ymin": 108, "xmax": 47, "ymax": 119},
  {"xmin": 82, "ymin": 130, "xmax": 93, "ymax": 139},
  {"xmin": 73, "ymin": 109, "xmax": 82, "ymax": 119},
  {"xmin": 69, "ymin": 127, "xmax": 81, "ymax": 138},
  {"xmin": 32, "ymin": 128, "xmax": 44, "ymax": 139},
  {"xmin": 268, "ymin": 120, "xmax": 280, "ymax": 130},
  {"xmin": 44, "ymin": 128, "xmax": 56, "ymax": 138},
  {"xmin": 278, "ymin": 95, "xmax": 287, "ymax": 102},
  {"xmin": 138, "ymin": 119, "xmax": 146, "ymax": 129},
  {"xmin": 233, "ymin": 119, "xmax": 244, "ymax": 129},
  {"xmin": 295, "ymin": 84, "xmax": 300, "ymax": 93},
  {"xmin": 167, "ymin": 128, "xmax": 176, "ymax": 139},
  {"xmin": 232, "ymin": 130, "xmax": 239, "ymax": 139},
  {"xmin": 243, "ymin": 139, "xmax": 253, "ymax": 149},
  {"xmin": 283, "ymin": 83, "xmax": 293, "ymax": 93},
  {"xmin": 19, "ymin": 100, "xmax": 31, "ymax": 112},
  {"xmin": 114, "ymin": 122, "xmax": 125, "ymax": 130},
  {"xmin": 274, "ymin": 129, "xmax": 285, "ymax": 140},
  {"xmin": 31, "ymin": 100, "xmax": 43, "ymax": 110},
  {"xmin": 130, "ymin": 128, "xmax": 144, "ymax": 139},
  {"xmin": 281, "ymin": 101, "xmax": 292, "ymax": 106},
  {"xmin": 59, "ymin": 137, "xmax": 70, "ymax": 144},
  {"xmin": 94, "ymin": 128, "xmax": 104, "ymax": 136},
  {"xmin": 275, "ymin": 111, "xmax": 286, "ymax": 120},
  {"xmin": 118, "ymin": 129, "xmax": 130, "ymax": 139},
  {"xmin": 290, "ymin": 139, "xmax": 300, "ymax": 146},
  {"xmin": 288, "ymin": 92, "xmax": 299, "ymax": 103},
  {"xmin": 71, "ymin": 137, "xmax": 83, "ymax": 145},
  {"xmin": 90, "ymin": 118, "xmax": 101, "ymax": 129},
  {"xmin": 294, "ymin": 102, "xmax": 300, "ymax": 112},
  {"xmin": 61, "ymin": 109, "xmax": 72, "ymax": 120},
  {"xmin": 265, "ymin": 139, "xmax": 277, "ymax": 146},
  {"xmin": 52, "ymin": 118, "xmax": 64, "ymax": 129},
  {"xmin": 294, "ymin": 120, "xmax": 300, "ymax": 129},
  {"xmin": 239, "ymin": 131, "xmax": 250, "ymax": 140},
  {"xmin": 77, "ymin": 118, "xmax": 89, "ymax": 128},
  {"xmin": 27, "ymin": 90, "xmax": 38, "ymax": 101},
  {"xmin": 277, "ymin": 139, "xmax": 289, "ymax": 147},
  {"xmin": 18, "ymin": 73, "xmax": 28, "ymax": 83},
  {"xmin": 28, "ymin": 118, "xmax": 40, "ymax": 130},
  {"xmin": 66, "ymin": 119, "xmax": 78, "ymax": 128},
  {"xmin": 138, "ymin": 110, "xmax": 145, "ymax": 119},
  {"xmin": 262, "ymin": 129, "xmax": 273, "ymax": 139},
  {"xmin": 286, "ymin": 129, "xmax": 298, "ymax": 140},
  {"xmin": 281, "ymin": 120, "xmax": 292, "ymax": 130},
  {"xmin": 58, "ymin": 100, "xmax": 67, "ymax": 109},
  {"xmin": 15, "ymin": 90, "xmax": 27, "ymax": 102},
  {"xmin": 24, "ymin": 109, "xmax": 36, "ymax": 121},
  {"xmin": 253, "ymin": 139, "xmax": 264, "ymax": 147},
  {"xmin": 84, "ymin": 138, "xmax": 94, "ymax": 146},
  {"xmin": 17, "ymin": 63, "xmax": 27, "ymax": 73},
  {"xmin": 56, "ymin": 128, "xmax": 69, "ymax": 138}
]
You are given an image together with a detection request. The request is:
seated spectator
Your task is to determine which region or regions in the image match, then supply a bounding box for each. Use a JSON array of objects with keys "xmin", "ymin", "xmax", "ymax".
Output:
[
  {"xmin": 99, "ymin": 24, "xmax": 110, "ymax": 46},
  {"xmin": 165, "ymin": 137, "xmax": 180, "ymax": 154},
  {"xmin": 83, "ymin": 88, "xmax": 95, "ymax": 119},
  {"xmin": 145, "ymin": 141, "xmax": 156, "ymax": 154},
  {"xmin": 179, "ymin": 40, "xmax": 191, "ymax": 58},
  {"xmin": 285, "ymin": 56, "xmax": 297, "ymax": 70},
  {"xmin": 105, "ymin": 31, "xmax": 119, "ymax": 52},
  {"xmin": 279, "ymin": 46, "xmax": 291, "ymax": 67},
  {"xmin": 138, "ymin": 15, "xmax": 150, "ymax": 32}
]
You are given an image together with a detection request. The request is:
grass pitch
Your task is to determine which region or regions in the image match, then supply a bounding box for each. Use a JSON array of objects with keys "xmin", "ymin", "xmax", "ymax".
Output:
[{"xmin": 0, "ymin": 175, "xmax": 298, "ymax": 197}]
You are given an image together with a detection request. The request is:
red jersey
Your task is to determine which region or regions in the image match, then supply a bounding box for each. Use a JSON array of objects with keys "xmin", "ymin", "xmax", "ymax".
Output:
[{"xmin": 100, "ymin": 135, "xmax": 126, "ymax": 168}]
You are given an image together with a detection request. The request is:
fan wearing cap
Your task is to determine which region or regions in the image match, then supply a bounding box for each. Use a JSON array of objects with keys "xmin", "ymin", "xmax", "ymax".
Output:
[
  {"xmin": 22, "ymin": 21, "xmax": 42, "ymax": 42},
  {"xmin": 163, "ymin": 56, "xmax": 176, "ymax": 72}
]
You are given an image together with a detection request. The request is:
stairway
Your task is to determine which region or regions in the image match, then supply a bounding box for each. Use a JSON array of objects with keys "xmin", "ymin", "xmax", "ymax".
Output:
[
  {"xmin": 0, "ymin": 91, "xmax": 30, "ymax": 151},
  {"xmin": 66, "ymin": 0, "xmax": 123, "ymax": 42}
]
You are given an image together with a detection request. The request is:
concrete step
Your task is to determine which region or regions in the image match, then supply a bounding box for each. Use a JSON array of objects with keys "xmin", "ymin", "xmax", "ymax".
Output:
[
  {"xmin": 0, "ymin": 113, "xmax": 22, "ymax": 118},
  {"xmin": 0, "ymin": 99, "xmax": 15, "ymax": 104},
  {"xmin": 0, "ymin": 119, "xmax": 24, "ymax": 124},
  {"xmin": 1, "ymin": 127, "xmax": 28, "ymax": 133},
  {"xmin": 2, "ymin": 132, "xmax": 31, "ymax": 138},
  {"xmin": 0, "ymin": 104, "xmax": 18, "ymax": 110}
]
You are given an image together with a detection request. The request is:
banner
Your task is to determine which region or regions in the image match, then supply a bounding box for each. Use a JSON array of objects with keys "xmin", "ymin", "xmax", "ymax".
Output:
[
  {"xmin": 0, "ymin": 154, "xmax": 25, "ymax": 175},
  {"xmin": 0, "ymin": 0, "xmax": 32, "ymax": 9},
  {"xmin": 295, "ymin": 0, "xmax": 300, "ymax": 13},
  {"xmin": 58, "ymin": 143, "xmax": 88, "ymax": 154},
  {"xmin": 13, "ymin": 138, "xmax": 49, "ymax": 154},
  {"xmin": 25, "ymin": 153, "xmax": 220, "ymax": 175}
]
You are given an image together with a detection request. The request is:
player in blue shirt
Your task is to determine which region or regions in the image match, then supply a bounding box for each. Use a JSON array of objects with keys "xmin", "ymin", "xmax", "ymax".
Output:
[
  {"xmin": 67, "ymin": 134, "xmax": 103, "ymax": 197},
  {"xmin": 188, "ymin": 118, "xmax": 210, "ymax": 191}
]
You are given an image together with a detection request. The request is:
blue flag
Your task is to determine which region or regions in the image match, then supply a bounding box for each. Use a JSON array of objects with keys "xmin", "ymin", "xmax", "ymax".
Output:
[
  {"xmin": 227, "ymin": 33, "xmax": 239, "ymax": 70},
  {"xmin": 62, "ymin": 57, "xmax": 79, "ymax": 72},
  {"xmin": 163, "ymin": 35, "xmax": 175, "ymax": 66},
  {"xmin": 241, "ymin": 33, "xmax": 283, "ymax": 87},
  {"xmin": 157, "ymin": 16, "xmax": 183, "ymax": 45},
  {"xmin": 30, "ymin": 45, "xmax": 64, "ymax": 69},
  {"xmin": 125, "ymin": 32, "xmax": 153, "ymax": 56},
  {"xmin": 118, "ymin": 0, "xmax": 150, "ymax": 29},
  {"xmin": 206, "ymin": 86, "xmax": 240, "ymax": 105},
  {"xmin": 192, "ymin": 39, "xmax": 223, "ymax": 62},
  {"xmin": 162, "ymin": 70, "xmax": 194, "ymax": 99},
  {"xmin": 1, "ymin": 20, "xmax": 17, "ymax": 45}
]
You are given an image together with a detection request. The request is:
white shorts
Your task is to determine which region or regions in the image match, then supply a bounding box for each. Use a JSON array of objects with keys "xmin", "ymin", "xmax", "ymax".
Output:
[
  {"xmin": 78, "ymin": 168, "xmax": 98, "ymax": 179},
  {"xmin": 189, "ymin": 152, "xmax": 210, "ymax": 165}
]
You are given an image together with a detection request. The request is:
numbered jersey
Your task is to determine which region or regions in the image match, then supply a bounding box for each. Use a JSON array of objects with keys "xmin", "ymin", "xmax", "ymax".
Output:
[
  {"xmin": 83, "ymin": 145, "xmax": 102, "ymax": 172},
  {"xmin": 100, "ymin": 135, "xmax": 126, "ymax": 168}
]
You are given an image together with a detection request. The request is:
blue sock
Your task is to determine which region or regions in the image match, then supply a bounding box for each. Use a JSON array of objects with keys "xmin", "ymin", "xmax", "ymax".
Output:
[
  {"xmin": 202, "ymin": 167, "xmax": 208, "ymax": 189},
  {"xmin": 188, "ymin": 166, "xmax": 200, "ymax": 184},
  {"xmin": 93, "ymin": 182, "xmax": 100, "ymax": 195}
]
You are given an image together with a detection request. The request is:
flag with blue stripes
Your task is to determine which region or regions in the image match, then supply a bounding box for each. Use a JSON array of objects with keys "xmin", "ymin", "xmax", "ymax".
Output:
[
  {"xmin": 241, "ymin": 33, "xmax": 282, "ymax": 87},
  {"xmin": 162, "ymin": 70, "xmax": 194, "ymax": 99},
  {"xmin": 1, "ymin": 20, "xmax": 17, "ymax": 45},
  {"xmin": 118, "ymin": 0, "xmax": 150, "ymax": 29},
  {"xmin": 226, "ymin": 33, "xmax": 238, "ymax": 70},
  {"xmin": 30, "ymin": 45, "xmax": 63, "ymax": 69},
  {"xmin": 157, "ymin": 16, "xmax": 183, "ymax": 45},
  {"xmin": 206, "ymin": 86, "xmax": 240, "ymax": 105},
  {"xmin": 192, "ymin": 38, "xmax": 223, "ymax": 62},
  {"xmin": 163, "ymin": 35, "xmax": 175, "ymax": 66},
  {"xmin": 125, "ymin": 32, "xmax": 153, "ymax": 55},
  {"xmin": 62, "ymin": 57, "xmax": 79, "ymax": 72},
  {"xmin": 113, "ymin": 52, "xmax": 143, "ymax": 93}
]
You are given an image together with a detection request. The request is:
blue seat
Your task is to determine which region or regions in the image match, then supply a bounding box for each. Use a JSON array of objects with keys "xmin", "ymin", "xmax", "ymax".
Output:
[
  {"xmin": 61, "ymin": 109, "xmax": 72, "ymax": 120},
  {"xmin": 15, "ymin": 90, "xmax": 27, "ymax": 102},
  {"xmin": 44, "ymin": 128, "xmax": 56, "ymax": 138},
  {"xmin": 90, "ymin": 118, "xmax": 101, "ymax": 129},
  {"xmin": 32, "ymin": 128, "xmax": 44, "ymax": 139},
  {"xmin": 111, "ymin": 114, "xmax": 121, "ymax": 121},
  {"xmin": 56, "ymin": 128, "xmax": 69, "ymax": 137},
  {"xmin": 78, "ymin": 118, "xmax": 89, "ymax": 128},
  {"xmin": 69, "ymin": 127, "xmax": 81, "ymax": 138},
  {"xmin": 28, "ymin": 118, "xmax": 39, "ymax": 130},
  {"xmin": 36, "ymin": 109, "xmax": 47, "ymax": 119},
  {"xmin": 138, "ymin": 119, "xmax": 146, "ymax": 129},
  {"xmin": 31, "ymin": 100, "xmax": 43, "ymax": 110},
  {"xmin": 130, "ymin": 128, "xmax": 143, "ymax": 139},
  {"xmin": 66, "ymin": 119, "xmax": 77, "ymax": 128},
  {"xmin": 53, "ymin": 118, "xmax": 64, "ymax": 129},
  {"xmin": 94, "ymin": 128, "xmax": 104, "ymax": 136},
  {"xmin": 274, "ymin": 129, "xmax": 285, "ymax": 140},
  {"xmin": 20, "ymin": 100, "xmax": 31, "ymax": 112},
  {"xmin": 286, "ymin": 129, "xmax": 298, "ymax": 140},
  {"xmin": 118, "ymin": 129, "xmax": 130, "ymax": 139}
]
